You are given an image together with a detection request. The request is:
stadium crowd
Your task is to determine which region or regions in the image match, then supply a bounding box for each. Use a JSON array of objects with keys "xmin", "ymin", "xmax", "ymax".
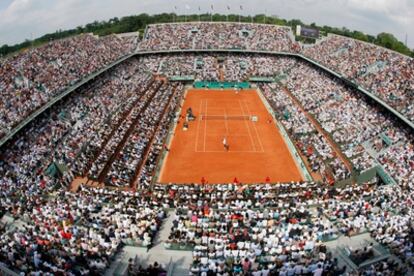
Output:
[
  {"xmin": 0, "ymin": 185, "xmax": 165, "ymax": 274},
  {"xmin": 173, "ymin": 206, "xmax": 341, "ymax": 276},
  {"xmin": 303, "ymin": 34, "xmax": 414, "ymax": 122},
  {"xmin": 1, "ymin": 23, "xmax": 414, "ymax": 275},
  {"xmin": 139, "ymin": 22, "xmax": 299, "ymax": 53},
  {"xmin": 86, "ymin": 80, "xmax": 162, "ymax": 183},
  {"xmin": 0, "ymin": 58, "xmax": 153, "ymax": 197},
  {"xmin": 260, "ymin": 58, "xmax": 414, "ymax": 185},
  {"xmin": 261, "ymin": 82, "xmax": 351, "ymax": 183},
  {"xmin": 138, "ymin": 53, "xmax": 297, "ymax": 83},
  {"xmin": 284, "ymin": 60, "xmax": 414, "ymax": 184},
  {"xmin": 156, "ymin": 181, "xmax": 412, "ymax": 275},
  {"xmin": 0, "ymin": 33, "xmax": 138, "ymax": 139},
  {"xmin": 104, "ymin": 82, "xmax": 182, "ymax": 187}
]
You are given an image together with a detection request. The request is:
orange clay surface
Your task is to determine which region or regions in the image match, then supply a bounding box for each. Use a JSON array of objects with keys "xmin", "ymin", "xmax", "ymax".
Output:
[{"xmin": 159, "ymin": 89, "xmax": 303, "ymax": 184}]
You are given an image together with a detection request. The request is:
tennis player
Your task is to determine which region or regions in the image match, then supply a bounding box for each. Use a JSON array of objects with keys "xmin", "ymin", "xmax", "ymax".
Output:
[{"xmin": 223, "ymin": 137, "xmax": 229, "ymax": 151}]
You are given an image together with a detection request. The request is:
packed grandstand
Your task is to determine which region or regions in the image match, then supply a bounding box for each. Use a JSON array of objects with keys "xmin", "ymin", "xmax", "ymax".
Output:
[{"xmin": 0, "ymin": 21, "xmax": 413, "ymax": 276}]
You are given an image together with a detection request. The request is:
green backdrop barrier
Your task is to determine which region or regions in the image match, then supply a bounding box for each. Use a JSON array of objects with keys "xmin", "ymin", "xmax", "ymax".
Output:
[{"xmin": 193, "ymin": 81, "xmax": 250, "ymax": 89}]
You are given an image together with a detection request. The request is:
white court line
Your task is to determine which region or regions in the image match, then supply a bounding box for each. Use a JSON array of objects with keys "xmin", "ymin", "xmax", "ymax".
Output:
[
  {"xmin": 238, "ymin": 100, "xmax": 257, "ymax": 152},
  {"xmin": 203, "ymin": 100, "xmax": 208, "ymax": 152},
  {"xmin": 243, "ymin": 100, "xmax": 265, "ymax": 152},
  {"xmin": 243, "ymin": 99, "xmax": 265, "ymax": 152},
  {"xmin": 194, "ymin": 100, "xmax": 203, "ymax": 152},
  {"xmin": 223, "ymin": 108, "xmax": 229, "ymax": 136}
]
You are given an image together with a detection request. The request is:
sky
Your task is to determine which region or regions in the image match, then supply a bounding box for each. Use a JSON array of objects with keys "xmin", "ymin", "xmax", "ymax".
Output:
[{"xmin": 0, "ymin": 0, "xmax": 413, "ymax": 48}]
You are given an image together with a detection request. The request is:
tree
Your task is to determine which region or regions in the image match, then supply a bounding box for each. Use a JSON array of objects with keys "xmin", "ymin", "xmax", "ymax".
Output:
[
  {"xmin": 375, "ymin": 32, "xmax": 411, "ymax": 56},
  {"xmin": 352, "ymin": 31, "xmax": 368, "ymax": 42}
]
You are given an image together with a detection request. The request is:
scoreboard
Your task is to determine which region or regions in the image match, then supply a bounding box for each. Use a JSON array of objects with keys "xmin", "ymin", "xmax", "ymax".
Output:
[{"xmin": 296, "ymin": 25, "xmax": 320, "ymax": 39}]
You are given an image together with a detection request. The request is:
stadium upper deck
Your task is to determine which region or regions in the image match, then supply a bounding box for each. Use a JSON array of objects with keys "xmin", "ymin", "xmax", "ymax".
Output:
[{"xmin": 139, "ymin": 22, "xmax": 300, "ymax": 52}]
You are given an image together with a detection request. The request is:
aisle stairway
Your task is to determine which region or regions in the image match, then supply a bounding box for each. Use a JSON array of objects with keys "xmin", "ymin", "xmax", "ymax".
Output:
[{"xmin": 106, "ymin": 211, "xmax": 192, "ymax": 276}]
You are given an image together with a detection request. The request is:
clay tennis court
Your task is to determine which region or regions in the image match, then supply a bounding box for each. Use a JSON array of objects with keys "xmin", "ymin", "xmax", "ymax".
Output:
[{"xmin": 159, "ymin": 89, "xmax": 303, "ymax": 184}]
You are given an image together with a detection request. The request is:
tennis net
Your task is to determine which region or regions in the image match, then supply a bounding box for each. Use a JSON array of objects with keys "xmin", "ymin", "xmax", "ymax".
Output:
[{"xmin": 200, "ymin": 115, "xmax": 251, "ymax": 121}]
